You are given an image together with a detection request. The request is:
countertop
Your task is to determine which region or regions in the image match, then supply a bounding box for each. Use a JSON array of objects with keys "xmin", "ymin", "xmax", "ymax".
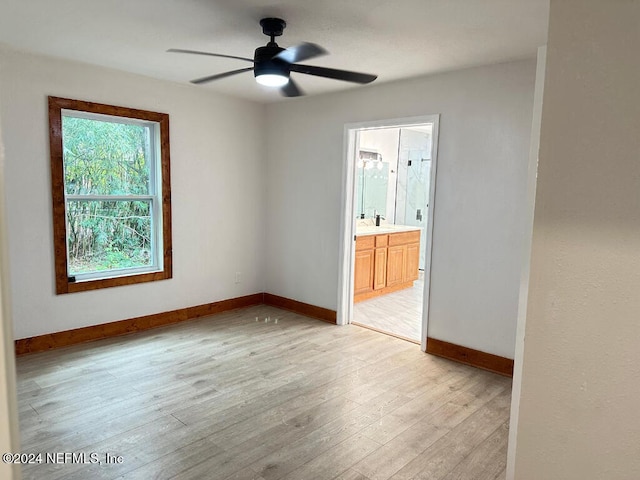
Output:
[{"xmin": 355, "ymin": 224, "xmax": 422, "ymax": 237}]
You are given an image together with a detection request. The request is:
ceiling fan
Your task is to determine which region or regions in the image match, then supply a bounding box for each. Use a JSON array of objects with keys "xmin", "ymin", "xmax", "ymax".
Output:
[{"xmin": 168, "ymin": 18, "xmax": 377, "ymax": 97}]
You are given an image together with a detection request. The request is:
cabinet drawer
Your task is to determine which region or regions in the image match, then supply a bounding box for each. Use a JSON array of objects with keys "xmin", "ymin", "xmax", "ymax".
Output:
[
  {"xmin": 375, "ymin": 235, "xmax": 388, "ymax": 247},
  {"xmin": 388, "ymin": 230, "xmax": 420, "ymax": 246},
  {"xmin": 355, "ymin": 235, "xmax": 375, "ymax": 251}
]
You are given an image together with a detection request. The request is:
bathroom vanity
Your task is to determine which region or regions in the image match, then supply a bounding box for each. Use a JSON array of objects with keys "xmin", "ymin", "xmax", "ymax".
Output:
[{"xmin": 354, "ymin": 225, "xmax": 421, "ymax": 303}]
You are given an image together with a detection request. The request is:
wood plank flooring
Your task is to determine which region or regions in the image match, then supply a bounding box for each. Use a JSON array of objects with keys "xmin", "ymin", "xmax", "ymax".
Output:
[
  {"xmin": 353, "ymin": 272, "xmax": 424, "ymax": 342},
  {"xmin": 15, "ymin": 305, "xmax": 511, "ymax": 480}
]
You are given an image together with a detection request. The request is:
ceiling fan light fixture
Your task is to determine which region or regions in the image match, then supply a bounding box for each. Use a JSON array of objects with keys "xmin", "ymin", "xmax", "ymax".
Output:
[{"xmin": 255, "ymin": 73, "xmax": 289, "ymax": 87}]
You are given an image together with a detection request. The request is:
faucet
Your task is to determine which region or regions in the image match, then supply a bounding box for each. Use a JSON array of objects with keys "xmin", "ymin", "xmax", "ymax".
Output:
[{"xmin": 373, "ymin": 210, "xmax": 385, "ymax": 226}]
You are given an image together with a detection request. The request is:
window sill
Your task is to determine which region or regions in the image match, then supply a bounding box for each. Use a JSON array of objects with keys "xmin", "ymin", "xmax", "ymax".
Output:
[{"xmin": 60, "ymin": 269, "xmax": 172, "ymax": 294}]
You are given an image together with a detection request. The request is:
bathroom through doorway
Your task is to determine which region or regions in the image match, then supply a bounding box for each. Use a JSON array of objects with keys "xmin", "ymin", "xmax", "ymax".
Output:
[{"xmin": 338, "ymin": 115, "xmax": 439, "ymax": 350}]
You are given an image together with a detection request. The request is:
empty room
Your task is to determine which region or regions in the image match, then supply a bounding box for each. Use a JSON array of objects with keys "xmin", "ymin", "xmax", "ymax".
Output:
[{"xmin": 1, "ymin": 1, "xmax": 639, "ymax": 480}]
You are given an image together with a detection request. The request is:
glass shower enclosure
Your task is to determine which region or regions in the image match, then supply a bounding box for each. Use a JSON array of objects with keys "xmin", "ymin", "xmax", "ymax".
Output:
[{"xmin": 395, "ymin": 126, "xmax": 433, "ymax": 270}]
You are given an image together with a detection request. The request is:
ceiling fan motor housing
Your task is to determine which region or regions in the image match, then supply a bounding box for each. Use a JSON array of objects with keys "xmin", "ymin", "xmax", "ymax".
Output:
[{"xmin": 253, "ymin": 44, "xmax": 289, "ymax": 79}]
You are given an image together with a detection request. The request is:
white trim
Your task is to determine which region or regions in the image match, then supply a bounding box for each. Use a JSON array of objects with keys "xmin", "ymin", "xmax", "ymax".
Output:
[
  {"xmin": 72, "ymin": 264, "xmax": 162, "ymax": 283},
  {"xmin": 338, "ymin": 114, "xmax": 440, "ymax": 353},
  {"xmin": 337, "ymin": 129, "xmax": 359, "ymax": 326},
  {"xmin": 62, "ymin": 108, "xmax": 156, "ymax": 128},
  {"xmin": 65, "ymin": 195, "xmax": 154, "ymax": 201},
  {"xmin": 150, "ymin": 122, "xmax": 164, "ymax": 272},
  {"xmin": 506, "ymin": 45, "xmax": 547, "ymax": 480},
  {"xmin": 420, "ymin": 116, "xmax": 440, "ymax": 352}
]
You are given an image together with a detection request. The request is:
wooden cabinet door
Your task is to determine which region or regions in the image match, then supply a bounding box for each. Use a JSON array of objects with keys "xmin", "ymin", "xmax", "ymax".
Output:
[
  {"xmin": 354, "ymin": 249, "xmax": 374, "ymax": 295},
  {"xmin": 405, "ymin": 243, "xmax": 420, "ymax": 282},
  {"xmin": 373, "ymin": 247, "xmax": 387, "ymax": 290},
  {"xmin": 386, "ymin": 245, "xmax": 406, "ymax": 287}
]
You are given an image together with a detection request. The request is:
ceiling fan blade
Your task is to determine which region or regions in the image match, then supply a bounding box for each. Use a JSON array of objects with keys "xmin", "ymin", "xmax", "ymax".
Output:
[
  {"xmin": 280, "ymin": 78, "xmax": 304, "ymax": 97},
  {"xmin": 290, "ymin": 64, "xmax": 377, "ymax": 84},
  {"xmin": 274, "ymin": 42, "xmax": 327, "ymax": 64},
  {"xmin": 167, "ymin": 48, "xmax": 254, "ymax": 63},
  {"xmin": 191, "ymin": 67, "xmax": 254, "ymax": 84}
]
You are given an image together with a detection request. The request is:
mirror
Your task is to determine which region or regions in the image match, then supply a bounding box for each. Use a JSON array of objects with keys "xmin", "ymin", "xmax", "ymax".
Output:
[{"xmin": 355, "ymin": 149, "xmax": 389, "ymax": 219}]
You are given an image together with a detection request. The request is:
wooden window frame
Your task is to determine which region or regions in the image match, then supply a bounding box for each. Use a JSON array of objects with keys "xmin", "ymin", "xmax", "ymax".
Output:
[{"xmin": 48, "ymin": 96, "xmax": 173, "ymax": 294}]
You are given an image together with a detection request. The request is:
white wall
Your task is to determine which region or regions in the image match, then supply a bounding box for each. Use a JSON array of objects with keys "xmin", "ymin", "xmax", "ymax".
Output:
[
  {"xmin": 0, "ymin": 47, "xmax": 266, "ymax": 339},
  {"xmin": 265, "ymin": 59, "xmax": 536, "ymax": 358},
  {"xmin": 511, "ymin": 1, "xmax": 640, "ymax": 478},
  {"xmin": 0, "ymin": 97, "xmax": 21, "ymax": 480},
  {"xmin": 506, "ymin": 45, "xmax": 546, "ymax": 479}
]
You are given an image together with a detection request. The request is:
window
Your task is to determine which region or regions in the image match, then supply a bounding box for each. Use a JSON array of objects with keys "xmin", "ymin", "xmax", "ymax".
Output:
[{"xmin": 48, "ymin": 97, "xmax": 172, "ymax": 294}]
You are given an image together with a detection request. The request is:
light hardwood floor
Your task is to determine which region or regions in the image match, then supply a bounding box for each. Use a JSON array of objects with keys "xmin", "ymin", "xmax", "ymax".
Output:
[
  {"xmin": 16, "ymin": 305, "xmax": 511, "ymax": 480},
  {"xmin": 353, "ymin": 272, "xmax": 424, "ymax": 342}
]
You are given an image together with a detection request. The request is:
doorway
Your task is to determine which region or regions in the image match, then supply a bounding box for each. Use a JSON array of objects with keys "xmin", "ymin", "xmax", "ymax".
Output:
[{"xmin": 337, "ymin": 115, "xmax": 439, "ymax": 351}]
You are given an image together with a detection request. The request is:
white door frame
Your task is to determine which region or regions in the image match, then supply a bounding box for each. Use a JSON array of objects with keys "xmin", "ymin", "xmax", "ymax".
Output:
[{"xmin": 337, "ymin": 114, "xmax": 440, "ymax": 352}]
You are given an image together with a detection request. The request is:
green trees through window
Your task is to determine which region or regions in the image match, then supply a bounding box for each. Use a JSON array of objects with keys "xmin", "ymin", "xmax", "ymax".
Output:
[
  {"xmin": 63, "ymin": 117, "xmax": 151, "ymax": 196},
  {"xmin": 62, "ymin": 117, "xmax": 153, "ymax": 275},
  {"xmin": 65, "ymin": 200, "xmax": 152, "ymax": 274}
]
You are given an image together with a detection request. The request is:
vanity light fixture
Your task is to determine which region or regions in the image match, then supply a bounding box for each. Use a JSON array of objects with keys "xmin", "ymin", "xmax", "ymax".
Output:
[{"xmin": 358, "ymin": 149, "xmax": 384, "ymax": 170}]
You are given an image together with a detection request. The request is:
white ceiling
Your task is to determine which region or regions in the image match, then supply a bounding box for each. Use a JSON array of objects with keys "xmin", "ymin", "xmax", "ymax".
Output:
[{"xmin": 0, "ymin": 0, "xmax": 549, "ymax": 103}]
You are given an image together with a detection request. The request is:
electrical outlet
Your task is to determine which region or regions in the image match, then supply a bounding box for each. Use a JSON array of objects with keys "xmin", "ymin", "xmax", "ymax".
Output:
[{"xmin": 235, "ymin": 272, "xmax": 241, "ymax": 284}]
